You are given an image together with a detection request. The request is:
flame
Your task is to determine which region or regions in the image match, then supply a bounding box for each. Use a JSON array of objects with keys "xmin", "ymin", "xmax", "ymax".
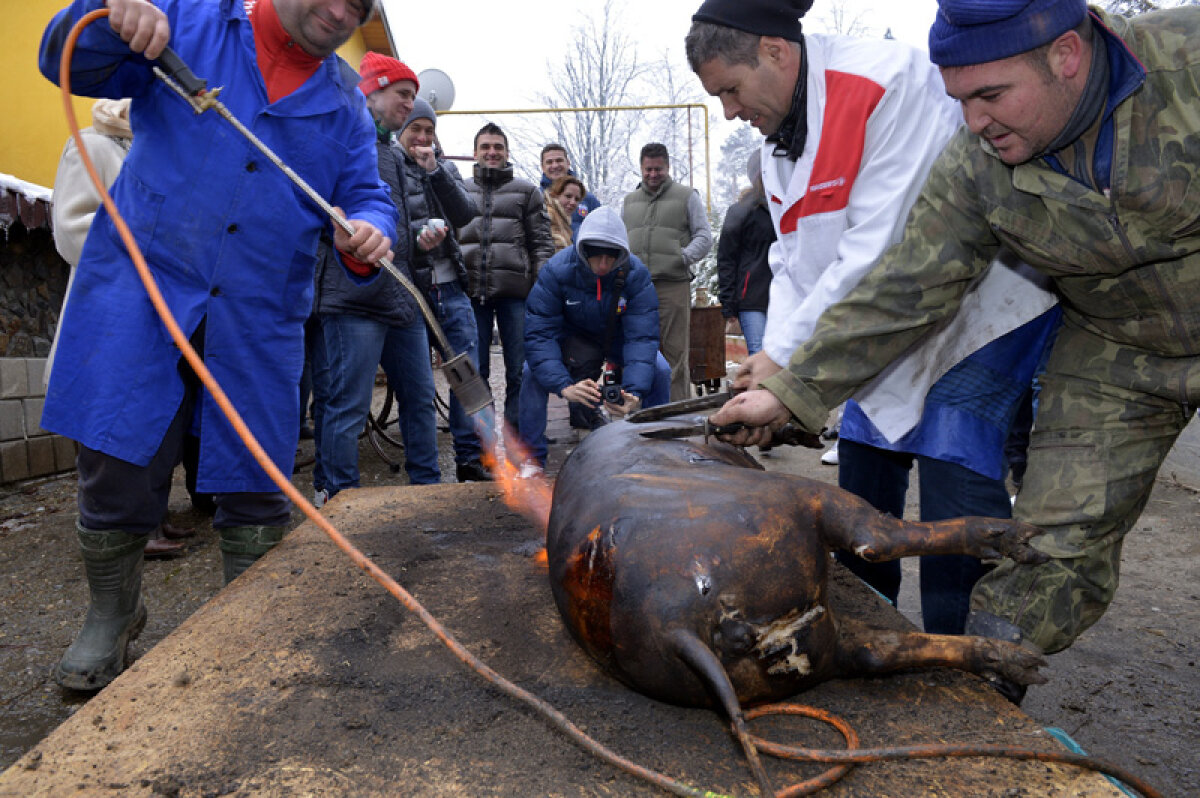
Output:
[{"xmin": 475, "ymin": 409, "xmax": 553, "ymax": 569}]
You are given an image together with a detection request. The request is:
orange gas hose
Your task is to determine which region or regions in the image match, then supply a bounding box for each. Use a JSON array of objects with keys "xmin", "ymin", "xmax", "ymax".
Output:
[{"xmin": 56, "ymin": 10, "xmax": 1162, "ymax": 798}]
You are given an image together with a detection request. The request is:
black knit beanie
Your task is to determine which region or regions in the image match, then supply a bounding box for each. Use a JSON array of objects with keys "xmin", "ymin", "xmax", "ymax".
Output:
[{"xmin": 691, "ymin": 0, "xmax": 814, "ymax": 42}]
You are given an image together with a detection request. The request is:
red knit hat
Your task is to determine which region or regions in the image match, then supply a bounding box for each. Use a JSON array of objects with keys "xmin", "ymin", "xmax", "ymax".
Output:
[{"xmin": 357, "ymin": 52, "xmax": 419, "ymax": 97}]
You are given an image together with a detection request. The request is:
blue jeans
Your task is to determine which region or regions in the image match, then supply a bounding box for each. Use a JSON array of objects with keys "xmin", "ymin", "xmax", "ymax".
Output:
[
  {"xmin": 429, "ymin": 282, "xmax": 482, "ymax": 465},
  {"xmin": 834, "ymin": 439, "xmax": 1007, "ymax": 635},
  {"xmin": 738, "ymin": 310, "xmax": 767, "ymax": 356},
  {"xmin": 314, "ymin": 314, "xmax": 440, "ymax": 493},
  {"xmin": 518, "ymin": 352, "xmax": 671, "ymax": 466},
  {"xmin": 473, "ymin": 297, "xmax": 525, "ymax": 432}
]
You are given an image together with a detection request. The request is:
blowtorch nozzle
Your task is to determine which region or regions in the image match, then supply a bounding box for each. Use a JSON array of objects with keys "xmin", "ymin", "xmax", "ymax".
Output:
[{"xmin": 441, "ymin": 353, "xmax": 493, "ymax": 416}]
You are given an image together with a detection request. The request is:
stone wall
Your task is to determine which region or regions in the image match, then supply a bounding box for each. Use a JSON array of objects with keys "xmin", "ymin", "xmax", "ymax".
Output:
[
  {"xmin": 0, "ymin": 202, "xmax": 75, "ymax": 484},
  {"xmin": 0, "ymin": 357, "xmax": 75, "ymax": 483},
  {"xmin": 0, "ymin": 222, "xmax": 70, "ymax": 357}
]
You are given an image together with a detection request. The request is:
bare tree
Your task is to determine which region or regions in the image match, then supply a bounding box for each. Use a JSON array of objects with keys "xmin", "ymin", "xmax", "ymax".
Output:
[
  {"xmin": 809, "ymin": 0, "xmax": 879, "ymax": 37},
  {"xmin": 1104, "ymin": 0, "xmax": 1197, "ymax": 12},
  {"xmin": 639, "ymin": 51, "xmax": 711, "ymax": 190},
  {"xmin": 534, "ymin": 0, "xmax": 646, "ymax": 205},
  {"xmin": 715, "ymin": 124, "xmax": 760, "ymax": 211},
  {"xmin": 1104, "ymin": 0, "xmax": 1160, "ymax": 12}
]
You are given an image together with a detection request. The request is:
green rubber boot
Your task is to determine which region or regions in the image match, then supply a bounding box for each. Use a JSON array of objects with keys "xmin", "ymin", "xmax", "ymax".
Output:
[
  {"xmin": 55, "ymin": 523, "xmax": 147, "ymax": 692},
  {"xmin": 219, "ymin": 525, "xmax": 285, "ymax": 584}
]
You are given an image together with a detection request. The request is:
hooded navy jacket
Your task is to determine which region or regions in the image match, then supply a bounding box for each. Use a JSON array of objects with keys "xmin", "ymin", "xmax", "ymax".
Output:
[{"xmin": 524, "ymin": 207, "xmax": 661, "ymax": 398}]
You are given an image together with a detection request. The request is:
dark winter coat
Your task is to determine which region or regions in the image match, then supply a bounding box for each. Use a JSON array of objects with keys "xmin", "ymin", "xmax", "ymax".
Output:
[
  {"xmin": 525, "ymin": 207, "xmax": 661, "ymax": 398},
  {"xmin": 459, "ymin": 163, "xmax": 554, "ymax": 302},
  {"xmin": 314, "ymin": 135, "xmax": 418, "ymax": 327},
  {"xmin": 717, "ymin": 194, "xmax": 774, "ymax": 316},
  {"xmin": 401, "ymin": 152, "xmax": 477, "ymax": 296}
]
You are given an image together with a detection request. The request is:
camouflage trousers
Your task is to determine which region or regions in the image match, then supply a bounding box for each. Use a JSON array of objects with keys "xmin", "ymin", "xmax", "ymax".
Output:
[{"xmin": 970, "ymin": 317, "xmax": 1197, "ymax": 654}]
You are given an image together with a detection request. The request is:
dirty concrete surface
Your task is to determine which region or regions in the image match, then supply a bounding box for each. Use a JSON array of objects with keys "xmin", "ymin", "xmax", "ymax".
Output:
[
  {"xmin": 0, "ymin": 352, "xmax": 1196, "ymax": 795},
  {"xmin": 0, "ymin": 483, "xmax": 1122, "ymax": 796}
]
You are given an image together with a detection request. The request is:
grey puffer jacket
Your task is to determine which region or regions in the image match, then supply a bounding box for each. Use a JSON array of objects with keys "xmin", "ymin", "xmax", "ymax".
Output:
[
  {"xmin": 401, "ymin": 152, "xmax": 477, "ymax": 297},
  {"xmin": 458, "ymin": 163, "xmax": 554, "ymax": 302},
  {"xmin": 314, "ymin": 135, "xmax": 418, "ymax": 327}
]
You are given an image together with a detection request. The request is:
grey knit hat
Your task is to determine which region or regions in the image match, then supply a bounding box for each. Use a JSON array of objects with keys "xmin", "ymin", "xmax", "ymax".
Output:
[{"xmin": 400, "ymin": 97, "xmax": 437, "ymax": 136}]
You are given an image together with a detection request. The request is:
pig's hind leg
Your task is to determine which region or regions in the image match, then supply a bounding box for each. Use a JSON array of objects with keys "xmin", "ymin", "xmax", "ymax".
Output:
[
  {"xmin": 812, "ymin": 489, "xmax": 1048, "ymax": 566},
  {"xmin": 833, "ymin": 618, "xmax": 1047, "ymax": 687}
]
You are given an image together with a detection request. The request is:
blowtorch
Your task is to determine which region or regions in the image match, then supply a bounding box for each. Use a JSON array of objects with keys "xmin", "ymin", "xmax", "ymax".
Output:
[{"xmin": 151, "ymin": 47, "xmax": 493, "ymax": 417}]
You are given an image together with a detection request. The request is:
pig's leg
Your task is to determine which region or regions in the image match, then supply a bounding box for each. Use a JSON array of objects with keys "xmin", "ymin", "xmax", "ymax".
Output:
[
  {"xmin": 833, "ymin": 618, "xmax": 1047, "ymax": 687},
  {"xmin": 811, "ymin": 486, "xmax": 1047, "ymax": 565}
]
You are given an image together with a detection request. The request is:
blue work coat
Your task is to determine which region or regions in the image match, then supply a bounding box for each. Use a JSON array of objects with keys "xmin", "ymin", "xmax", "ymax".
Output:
[{"xmin": 39, "ymin": 0, "xmax": 396, "ymax": 492}]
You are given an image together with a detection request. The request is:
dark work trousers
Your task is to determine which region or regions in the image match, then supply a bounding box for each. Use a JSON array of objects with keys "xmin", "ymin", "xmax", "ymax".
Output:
[
  {"xmin": 833, "ymin": 439, "xmax": 1007, "ymax": 635},
  {"xmin": 76, "ymin": 352, "xmax": 290, "ymax": 534}
]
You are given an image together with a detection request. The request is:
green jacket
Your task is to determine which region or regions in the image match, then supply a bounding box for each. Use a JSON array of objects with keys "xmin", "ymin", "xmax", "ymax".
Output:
[
  {"xmin": 623, "ymin": 177, "xmax": 701, "ymax": 282},
  {"xmin": 764, "ymin": 7, "xmax": 1200, "ymax": 432}
]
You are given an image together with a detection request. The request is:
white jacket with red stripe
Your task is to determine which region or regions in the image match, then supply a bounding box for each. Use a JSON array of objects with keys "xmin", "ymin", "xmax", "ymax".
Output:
[{"xmin": 760, "ymin": 33, "xmax": 961, "ymax": 369}]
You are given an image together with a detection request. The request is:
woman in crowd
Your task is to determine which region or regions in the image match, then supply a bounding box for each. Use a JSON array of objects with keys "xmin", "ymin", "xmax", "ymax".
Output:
[{"xmin": 546, "ymin": 175, "xmax": 587, "ymax": 252}]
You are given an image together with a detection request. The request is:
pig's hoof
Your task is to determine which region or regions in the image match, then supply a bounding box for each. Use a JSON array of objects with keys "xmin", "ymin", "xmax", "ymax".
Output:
[
  {"xmin": 975, "ymin": 521, "xmax": 1050, "ymax": 564},
  {"xmin": 978, "ymin": 639, "xmax": 1048, "ymax": 687}
]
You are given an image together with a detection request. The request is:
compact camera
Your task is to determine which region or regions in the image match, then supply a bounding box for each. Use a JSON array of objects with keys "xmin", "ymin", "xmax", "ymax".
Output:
[{"xmin": 600, "ymin": 361, "xmax": 623, "ymax": 405}]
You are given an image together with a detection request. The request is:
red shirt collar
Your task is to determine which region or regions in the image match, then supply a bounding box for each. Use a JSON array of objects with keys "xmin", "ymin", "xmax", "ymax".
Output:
[{"xmin": 248, "ymin": 0, "xmax": 324, "ymax": 102}]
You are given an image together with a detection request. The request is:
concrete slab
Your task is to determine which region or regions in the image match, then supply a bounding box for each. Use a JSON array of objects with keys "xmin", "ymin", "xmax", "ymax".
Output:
[{"xmin": 0, "ymin": 484, "xmax": 1124, "ymax": 796}]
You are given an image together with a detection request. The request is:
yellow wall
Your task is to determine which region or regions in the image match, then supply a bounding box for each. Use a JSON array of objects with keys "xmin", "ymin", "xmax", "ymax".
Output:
[
  {"xmin": 2, "ymin": 2, "xmax": 95, "ymax": 189},
  {"xmin": 1, "ymin": 4, "xmax": 369, "ymax": 191},
  {"xmin": 337, "ymin": 34, "xmax": 369, "ymax": 73}
]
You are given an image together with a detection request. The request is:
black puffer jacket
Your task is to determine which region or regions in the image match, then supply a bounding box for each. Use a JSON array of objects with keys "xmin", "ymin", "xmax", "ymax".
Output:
[
  {"xmin": 716, "ymin": 193, "xmax": 774, "ymax": 317},
  {"xmin": 314, "ymin": 135, "xmax": 418, "ymax": 326},
  {"xmin": 458, "ymin": 163, "xmax": 554, "ymax": 302},
  {"xmin": 400, "ymin": 152, "xmax": 477, "ymax": 297}
]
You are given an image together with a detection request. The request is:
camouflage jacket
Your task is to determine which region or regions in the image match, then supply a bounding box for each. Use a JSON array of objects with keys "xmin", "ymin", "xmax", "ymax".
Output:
[{"xmin": 763, "ymin": 7, "xmax": 1200, "ymax": 433}]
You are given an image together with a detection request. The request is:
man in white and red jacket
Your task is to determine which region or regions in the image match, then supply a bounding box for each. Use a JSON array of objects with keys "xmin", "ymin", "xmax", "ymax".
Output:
[{"xmin": 687, "ymin": 0, "xmax": 1059, "ymax": 645}]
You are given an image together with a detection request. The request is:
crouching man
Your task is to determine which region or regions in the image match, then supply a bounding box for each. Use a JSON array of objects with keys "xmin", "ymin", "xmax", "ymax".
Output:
[{"xmin": 517, "ymin": 207, "xmax": 670, "ymax": 475}]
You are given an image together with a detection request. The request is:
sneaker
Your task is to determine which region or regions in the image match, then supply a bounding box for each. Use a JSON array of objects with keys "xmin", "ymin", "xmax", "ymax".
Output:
[
  {"xmin": 517, "ymin": 460, "xmax": 544, "ymax": 480},
  {"xmin": 820, "ymin": 442, "xmax": 839, "ymax": 466},
  {"xmin": 456, "ymin": 460, "xmax": 493, "ymax": 482},
  {"xmin": 313, "ymin": 488, "xmax": 329, "ymax": 508}
]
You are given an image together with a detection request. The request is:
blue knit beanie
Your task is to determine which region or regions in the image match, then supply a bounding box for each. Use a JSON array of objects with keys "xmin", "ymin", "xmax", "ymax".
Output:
[{"xmin": 929, "ymin": 0, "xmax": 1088, "ymax": 67}]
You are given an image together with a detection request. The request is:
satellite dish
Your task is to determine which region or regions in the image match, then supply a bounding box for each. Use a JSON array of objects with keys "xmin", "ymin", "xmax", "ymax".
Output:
[{"xmin": 417, "ymin": 69, "xmax": 456, "ymax": 112}]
